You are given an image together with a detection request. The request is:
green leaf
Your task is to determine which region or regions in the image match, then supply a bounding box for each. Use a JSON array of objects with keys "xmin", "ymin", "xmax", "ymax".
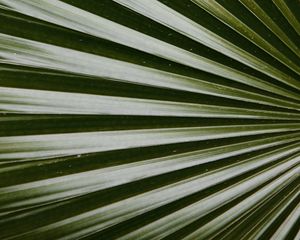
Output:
[{"xmin": 0, "ymin": 0, "xmax": 299, "ymax": 239}]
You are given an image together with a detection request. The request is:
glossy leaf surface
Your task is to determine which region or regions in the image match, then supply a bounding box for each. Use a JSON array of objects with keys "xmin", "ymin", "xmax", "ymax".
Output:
[{"xmin": 0, "ymin": 0, "xmax": 299, "ymax": 239}]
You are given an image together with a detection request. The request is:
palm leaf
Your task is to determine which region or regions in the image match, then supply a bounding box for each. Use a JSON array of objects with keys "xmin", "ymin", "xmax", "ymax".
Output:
[{"xmin": 0, "ymin": 0, "xmax": 300, "ymax": 239}]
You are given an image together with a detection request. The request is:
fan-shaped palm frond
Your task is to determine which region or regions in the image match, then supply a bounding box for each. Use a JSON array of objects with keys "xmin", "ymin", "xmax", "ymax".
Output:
[{"xmin": 0, "ymin": 0, "xmax": 300, "ymax": 239}]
